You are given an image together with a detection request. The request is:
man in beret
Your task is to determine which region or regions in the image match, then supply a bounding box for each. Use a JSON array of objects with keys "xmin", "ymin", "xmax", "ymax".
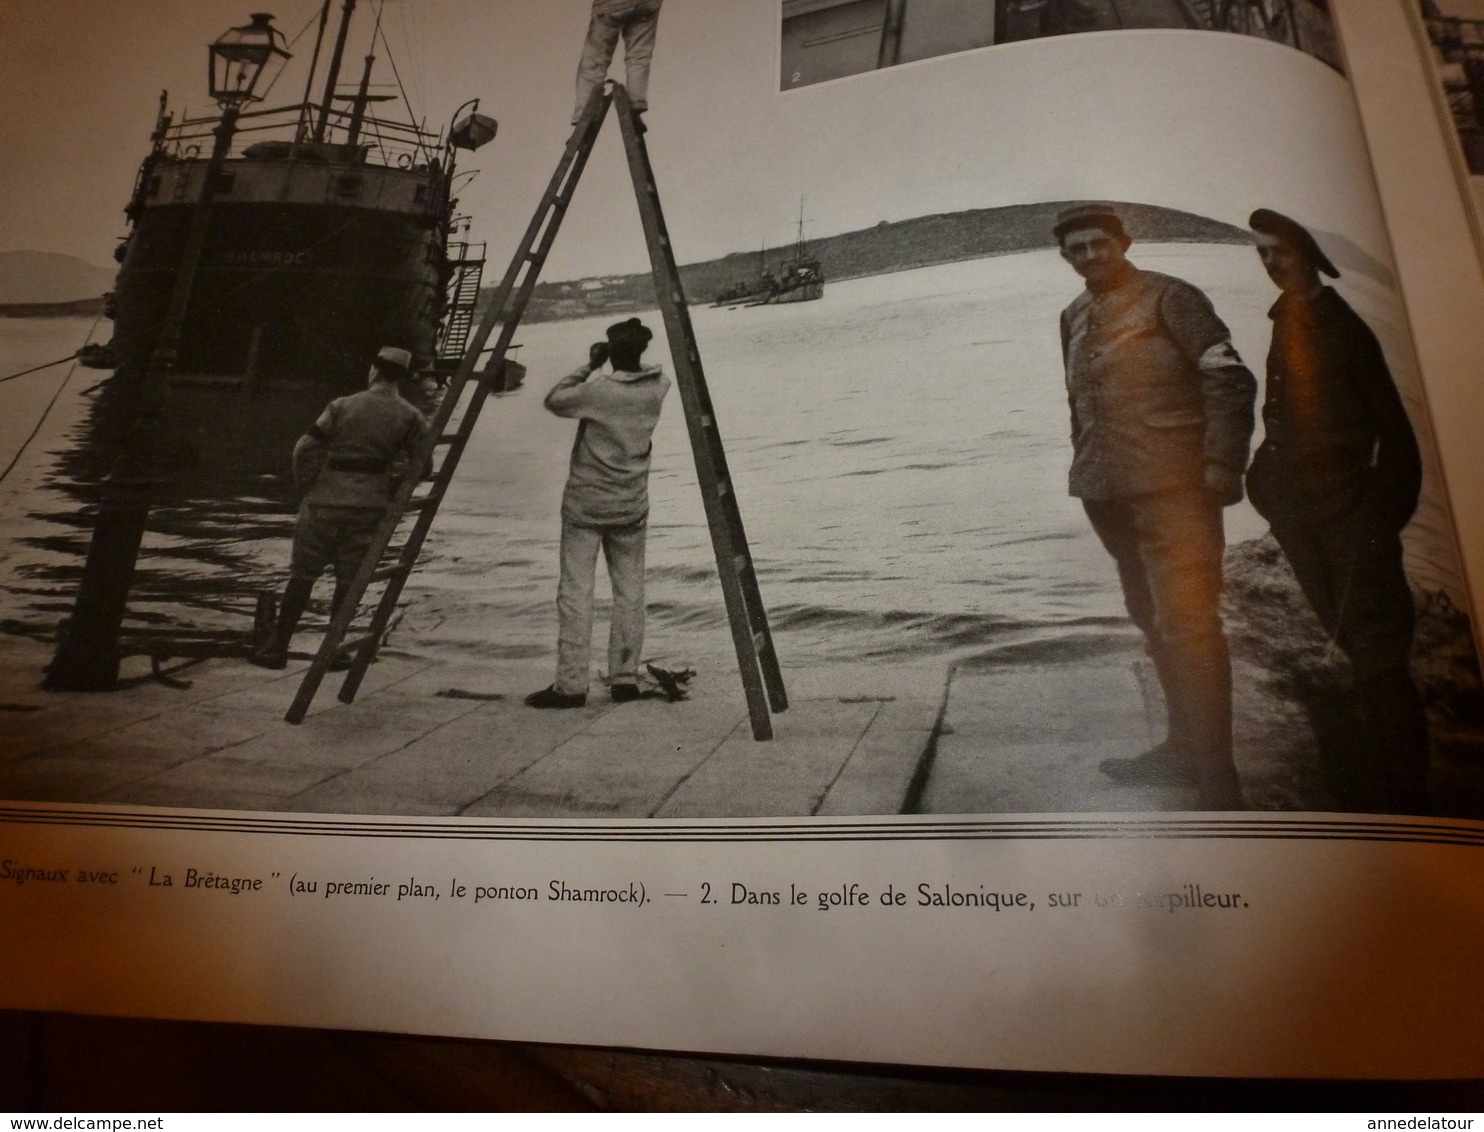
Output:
[
  {"xmin": 1055, "ymin": 202, "xmax": 1257, "ymax": 808},
  {"xmin": 573, "ymin": 0, "xmax": 663, "ymax": 128},
  {"xmin": 251, "ymin": 347, "xmax": 429, "ymax": 669},
  {"xmin": 1245, "ymin": 209, "xmax": 1430, "ymax": 813},
  {"xmin": 527, "ymin": 318, "xmax": 671, "ymax": 708}
]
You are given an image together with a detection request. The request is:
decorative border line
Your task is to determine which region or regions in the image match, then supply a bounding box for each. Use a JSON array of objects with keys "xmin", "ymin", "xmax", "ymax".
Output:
[{"xmin": 4, "ymin": 803, "xmax": 1483, "ymax": 848}]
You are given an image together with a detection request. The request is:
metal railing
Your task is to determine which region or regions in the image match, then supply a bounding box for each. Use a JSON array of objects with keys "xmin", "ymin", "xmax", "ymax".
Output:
[{"xmin": 161, "ymin": 99, "xmax": 443, "ymax": 168}]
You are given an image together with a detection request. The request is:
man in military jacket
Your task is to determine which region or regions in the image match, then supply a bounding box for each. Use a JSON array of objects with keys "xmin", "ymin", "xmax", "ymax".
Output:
[
  {"xmin": 250, "ymin": 346, "xmax": 428, "ymax": 669},
  {"xmin": 1245, "ymin": 209, "xmax": 1429, "ymax": 813},
  {"xmin": 1055, "ymin": 203, "xmax": 1257, "ymax": 808}
]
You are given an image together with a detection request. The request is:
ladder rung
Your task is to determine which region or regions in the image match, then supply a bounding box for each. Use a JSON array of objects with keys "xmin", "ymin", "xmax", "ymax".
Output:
[
  {"xmin": 336, "ymin": 634, "xmax": 375, "ymax": 657},
  {"xmin": 404, "ymin": 494, "xmax": 440, "ymax": 511},
  {"xmin": 369, "ymin": 564, "xmax": 407, "ymax": 584},
  {"xmin": 733, "ymin": 553, "xmax": 749, "ymax": 573},
  {"xmin": 716, "ymin": 479, "xmax": 730, "ymax": 497}
]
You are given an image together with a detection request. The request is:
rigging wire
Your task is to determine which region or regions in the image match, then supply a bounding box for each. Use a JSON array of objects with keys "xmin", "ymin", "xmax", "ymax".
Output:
[
  {"xmin": 283, "ymin": 9, "xmax": 324, "ymax": 53},
  {"xmin": 0, "ymin": 353, "xmax": 81, "ymax": 387},
  {"xmin": 0, "ymin": 313, "xmax": 103, "ymax": 486},
  {"xmin": 295, "ymin": 1, "xmax": 334, "ymax": 142},
  {"xmin": 360, "ymin": 0, "xmax": 394, "ymax": 165},
  {"xmin": 374, "ymin": 7, "xmax": 434, "ymax": 166},
  {"xmin": 252, "ymin": 8, "xmax": 322, "ymax": 106},
  {"xmin": 396, "ymin": 3, "xmax": 427, "ymax": 127}
]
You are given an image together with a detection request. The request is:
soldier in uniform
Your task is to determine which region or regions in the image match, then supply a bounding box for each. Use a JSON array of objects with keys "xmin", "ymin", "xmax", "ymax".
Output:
[
  {"xmin": 573, "ymin": 0, "xmax": 663, "ymax": 127},
  {"xmin": 250, "ymin": 346, "xmax": 429, "ymax": 669},
  {"xmin": 1245, "ymin": 209, "xmax": 1430, "ymax": 813},
  {"xmin": 526, "ymin": 318, "xmax": 670, "ymax": 708},
  {"xmin": 1054, "ymin": 203, "xmax": 1257, "ymax": 808}
]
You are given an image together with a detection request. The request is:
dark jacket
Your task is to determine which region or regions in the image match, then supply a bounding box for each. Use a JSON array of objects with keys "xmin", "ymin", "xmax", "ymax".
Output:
[
  {"xmin": 1060, "ymin": 266, "xmax": 1256, "ymax": 500},
  {"xmin": 1245, "ymin": 286, "xmax": 1421, "ymax": 529}
]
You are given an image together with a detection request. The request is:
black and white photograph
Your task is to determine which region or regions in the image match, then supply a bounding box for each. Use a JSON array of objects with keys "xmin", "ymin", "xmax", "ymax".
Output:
[
  {"xmin": 4, "ymin": 0, "xmax": 1484, "ymax": 1080},
  {"xmin": 780, "ymin": 0, "xmax": 1341, "ymax": 90},
  {"xmin": 0, "ymin": 0, "xmax": 1480, "ymax": 821}
]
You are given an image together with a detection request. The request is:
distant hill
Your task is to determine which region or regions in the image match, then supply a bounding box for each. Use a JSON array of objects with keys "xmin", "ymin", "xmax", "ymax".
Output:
[
  {"xmin": 493, "ymin": 201, "xmax": 1252, "ymax": 323},
  {"xmin": 0, "ymin": 250, "xmax": 115, "ymax": 305}
]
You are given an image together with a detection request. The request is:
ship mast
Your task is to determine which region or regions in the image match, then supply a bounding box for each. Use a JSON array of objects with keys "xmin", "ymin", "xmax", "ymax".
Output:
[
  {"xmin": 344, "ymin": 50, "xmax": 377, "ymax": 146},
  {"xmin": 294, "ymin": 0, "xmax": 334, "ymax": 143},
  {"xmin": 312, "ymin": 0, "xmax": 357, "ymax": 143}
]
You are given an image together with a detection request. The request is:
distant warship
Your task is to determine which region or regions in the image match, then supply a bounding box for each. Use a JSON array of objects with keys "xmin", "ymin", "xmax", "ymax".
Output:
[{"xmin": 713, "ymin": 203, "xmax": 824, "ymax": 307}]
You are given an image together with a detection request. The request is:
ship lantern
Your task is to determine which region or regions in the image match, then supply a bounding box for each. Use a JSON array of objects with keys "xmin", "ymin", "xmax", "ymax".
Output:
[
  {"xmin": 208, "ymin": 12, "xmax": 291, "ymax": 110},
  {"xmin": 450, "ymin": 112, "xmax": 498, "ymax": 152}
]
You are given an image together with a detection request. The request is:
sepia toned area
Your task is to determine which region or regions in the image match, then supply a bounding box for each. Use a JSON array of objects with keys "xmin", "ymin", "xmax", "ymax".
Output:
[
  {"xmin": 1, "ymin": 4, "xmax": 1481, "ymax": 819},
  {"xmin": 780, "ymin": 0, "xmax": 1341, "ymax": 91}
]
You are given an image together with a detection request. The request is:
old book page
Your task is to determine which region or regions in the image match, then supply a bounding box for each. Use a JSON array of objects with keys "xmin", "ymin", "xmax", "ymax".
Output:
[{"xmin": 1, "ymin": 0, "xmax": 1482, "ymax": 1076}]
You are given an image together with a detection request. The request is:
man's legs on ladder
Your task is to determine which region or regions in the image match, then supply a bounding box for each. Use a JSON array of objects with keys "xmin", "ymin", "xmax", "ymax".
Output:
[
  {"xmin": 621, "ymin": 3, "xmax": 662, "ymax": 113},
  {"xmin": 573, "ymin": 15, "xmax": 623, "ymax": 124}
]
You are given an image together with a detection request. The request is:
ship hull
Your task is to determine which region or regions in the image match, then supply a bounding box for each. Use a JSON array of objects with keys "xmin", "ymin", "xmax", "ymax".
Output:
[
  {"xmin": 750, "ymin": 280, "xmax": 825, "ymax": 305},
  {"xmin": 100, "ymin": 151, "xmax": 450, "ymax": 490}
]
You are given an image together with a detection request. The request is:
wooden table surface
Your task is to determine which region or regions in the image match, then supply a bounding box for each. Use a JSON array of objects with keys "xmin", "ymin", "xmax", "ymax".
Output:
[{"xmin": 4, "ymin": 1012, "xmax": 1482, "ymax": 1111}]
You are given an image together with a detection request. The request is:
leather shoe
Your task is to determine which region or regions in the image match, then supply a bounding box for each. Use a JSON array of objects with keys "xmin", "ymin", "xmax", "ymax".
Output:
[
  {"xmin": 610, "ymin": 682, "xmax": 641, "ymax": 703},
  {"xmin": 524, "ymin": 685, "xmax": 586, "ymax": 709},
  {"xmin": 248, "ymin": 645, "xmax": 288, "ymax": 670}
]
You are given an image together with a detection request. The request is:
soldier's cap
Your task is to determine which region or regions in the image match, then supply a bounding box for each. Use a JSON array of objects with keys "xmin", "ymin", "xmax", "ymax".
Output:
[
  {"xmin": 1249, "ymin": 209, "xmax": 1340, "ymax": 278},
  {"xmin": 371, "ymin": 346, "xmax": 413, "ymax": 376},
  {"xmin": 1052, "ymin": 203, "xmax": 1128, "ymax": 243},
  {"xmin": 606, "ymin": 317, "xmax": 653, "ymax": 346}
]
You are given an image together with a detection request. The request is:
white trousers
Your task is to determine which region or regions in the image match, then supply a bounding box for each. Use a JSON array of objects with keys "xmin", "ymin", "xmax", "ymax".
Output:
[
  {"xmin": 555, "ymin": 518, "xmax": 647, "ymax": 694},
  {"xmin": 573, "ymin": 1, "xmax": 661, "ymax": 123}
]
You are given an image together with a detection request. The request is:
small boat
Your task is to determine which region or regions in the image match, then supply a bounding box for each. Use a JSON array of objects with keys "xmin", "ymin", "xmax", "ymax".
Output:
[
  {"xmin": 724, "ymin": 201, "xmax": 825, "ymax": 308},
  {"xmin": 746, "ymin": 256, "xmax": 824, "ymax": 305}
]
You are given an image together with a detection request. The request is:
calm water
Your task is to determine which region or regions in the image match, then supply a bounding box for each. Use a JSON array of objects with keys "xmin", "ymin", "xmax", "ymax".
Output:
[{"xmin": 0, "ymin": 246, "xmax": 1455, "ymax": 672}]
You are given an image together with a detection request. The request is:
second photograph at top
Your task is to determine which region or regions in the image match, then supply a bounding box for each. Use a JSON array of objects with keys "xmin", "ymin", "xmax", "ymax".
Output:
[{"xmin": 780, "ymin": 0, "xmax": 1341, "ymax": 89}]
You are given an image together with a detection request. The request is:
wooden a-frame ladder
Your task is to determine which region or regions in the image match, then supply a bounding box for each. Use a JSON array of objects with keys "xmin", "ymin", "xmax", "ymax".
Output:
[{"xmin": 285, "ymin": 84, "xmax": 787, "ymax": 739}]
